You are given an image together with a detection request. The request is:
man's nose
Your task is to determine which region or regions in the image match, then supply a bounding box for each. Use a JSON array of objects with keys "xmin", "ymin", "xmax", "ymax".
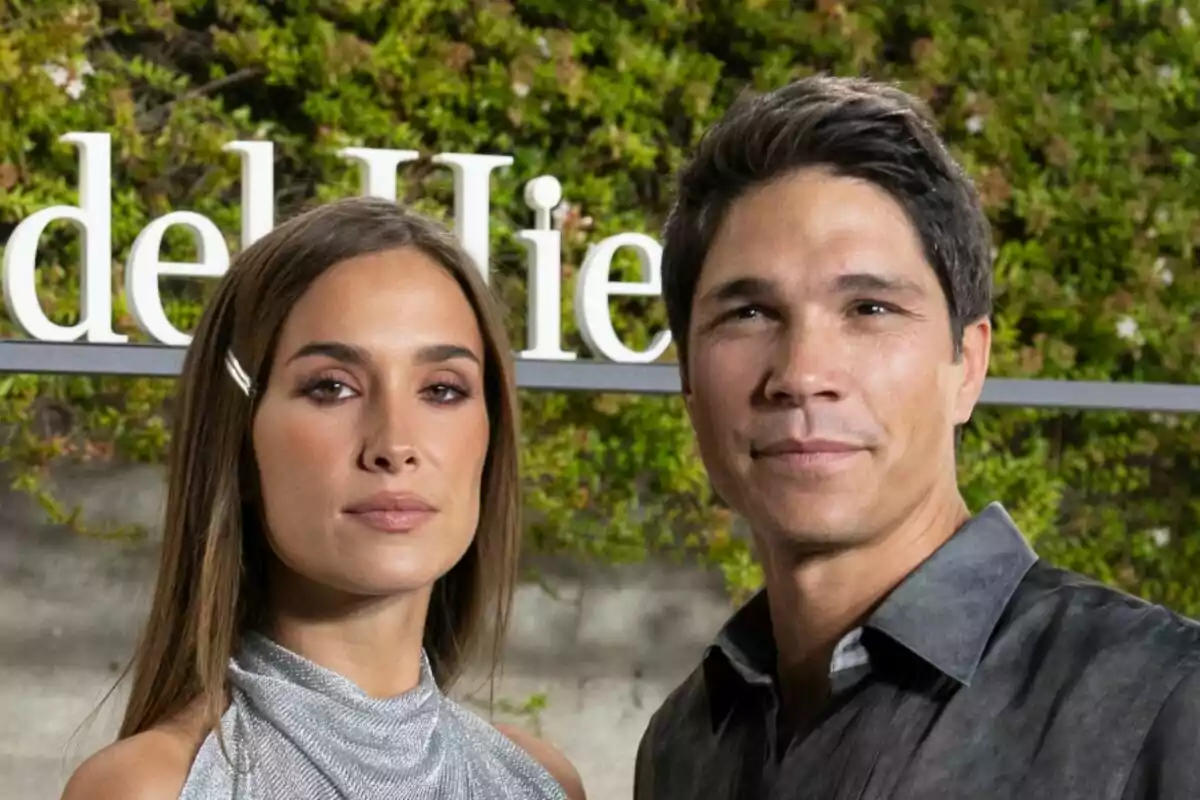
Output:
[{"xmin": 760, "ymin": 320, "xmax": 846, "ymax": 406}]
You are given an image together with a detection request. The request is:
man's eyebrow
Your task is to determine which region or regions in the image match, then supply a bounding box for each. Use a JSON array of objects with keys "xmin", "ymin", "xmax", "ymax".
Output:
[
  {"xmin": 697, "ymin": 272, "xmax": 926, "ymax": 305},
  {"xmin": 833, "ymin": 272, "xmax": 927, "ymax": 296},
  {"xmin": 697, "ymin": 276, "xmax": 779, "ymax": 306}
]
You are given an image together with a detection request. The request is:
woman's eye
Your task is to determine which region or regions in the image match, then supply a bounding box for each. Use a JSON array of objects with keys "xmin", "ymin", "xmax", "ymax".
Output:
[
  {"xmin": 305, "ymin": 378, "xmax": 356, "ymax": 403},
  {"xmin": 425, "ymin": 382, "xmax": 470, "ymax": 405}
]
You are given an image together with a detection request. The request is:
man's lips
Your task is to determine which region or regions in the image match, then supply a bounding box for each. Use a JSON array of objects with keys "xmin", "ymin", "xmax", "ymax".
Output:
[
  {"xmin": 750, "ymin": 437, "xmax": 868, "ymax": 472},
  {"xmin": 750, "ymin": 437, "xmax": 866, "ymax": 457}
]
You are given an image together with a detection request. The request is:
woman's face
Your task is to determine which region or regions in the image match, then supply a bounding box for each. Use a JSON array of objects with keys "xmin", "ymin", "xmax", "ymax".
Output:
[{"xmin": 251, "ymin": 247, "xmax": 490, "ymax": 599}]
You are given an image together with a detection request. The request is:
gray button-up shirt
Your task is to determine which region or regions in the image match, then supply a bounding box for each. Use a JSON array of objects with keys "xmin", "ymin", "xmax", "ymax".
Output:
[{"xmin": 634, "ymin": 503, "xmax": 1200, "ymax": 799}]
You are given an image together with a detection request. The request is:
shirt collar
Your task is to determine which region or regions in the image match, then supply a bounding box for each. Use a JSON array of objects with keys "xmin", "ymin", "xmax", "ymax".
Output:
[
  {"xmin": 702, "ymin": 589, "xmax": 774, "ymax": 727},
  {"xmin": 703, "ymin": 592, "xmax": 872, "ymax": 726},
  {"xmin": 703, "ymin": 502, "xmax": 1038, "ymax": 710},
  {"xmin": 707, "ymin": 589, "xmax": 776, "ymax": 690},
  {"xmin": 865, "ymin": 502, "xmax": 1037, "ymax": 686}
]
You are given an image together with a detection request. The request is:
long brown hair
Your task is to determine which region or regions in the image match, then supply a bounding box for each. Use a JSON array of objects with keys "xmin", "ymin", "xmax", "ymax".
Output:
[{"xmin": 117, "ymin": 197, "xmax": 521, "ymax": 738}]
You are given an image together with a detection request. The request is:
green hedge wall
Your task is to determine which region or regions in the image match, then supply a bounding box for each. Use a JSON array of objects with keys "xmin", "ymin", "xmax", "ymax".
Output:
[{"xmin": 1, "ymin": 0, "xmax": 1197, "ymax": 611}]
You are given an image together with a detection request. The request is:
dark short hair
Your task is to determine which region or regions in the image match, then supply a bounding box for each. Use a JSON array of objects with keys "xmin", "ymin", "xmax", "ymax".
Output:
[{"xmin": 662, "ymin": 75, "xmax": 993, "ymax": 364}]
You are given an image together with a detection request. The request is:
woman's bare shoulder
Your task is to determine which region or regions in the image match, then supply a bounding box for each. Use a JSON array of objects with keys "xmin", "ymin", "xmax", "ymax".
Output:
[
  {"xmin": 495, "ymin": 723, "xmax": 587, "ymax": 800},
  {"xmin": 61, "ymin": 705, "xmax": 212, "ymax": 800}
]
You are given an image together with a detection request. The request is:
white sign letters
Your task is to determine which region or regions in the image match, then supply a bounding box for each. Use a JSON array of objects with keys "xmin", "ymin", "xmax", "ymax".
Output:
[{"xmin": 1, "ymin": 132, "xmax": 673, "ymax": 364}]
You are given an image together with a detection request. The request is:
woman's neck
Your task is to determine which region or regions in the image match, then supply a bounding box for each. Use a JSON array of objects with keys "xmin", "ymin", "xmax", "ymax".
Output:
[{"xmin": 264, "ymin": 569, "xmax": 433, "ymax": 698}]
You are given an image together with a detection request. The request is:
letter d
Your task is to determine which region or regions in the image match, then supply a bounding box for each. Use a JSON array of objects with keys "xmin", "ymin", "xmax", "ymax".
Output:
[{"xmin": 2, "ymin": 132, "xmax": 127, "ymax": 343}]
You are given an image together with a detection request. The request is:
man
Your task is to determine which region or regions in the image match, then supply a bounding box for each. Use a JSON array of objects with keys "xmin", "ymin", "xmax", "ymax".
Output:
[{"xmin": 634, "ymin": 75, "xmax": 1200, "ymax": 800}]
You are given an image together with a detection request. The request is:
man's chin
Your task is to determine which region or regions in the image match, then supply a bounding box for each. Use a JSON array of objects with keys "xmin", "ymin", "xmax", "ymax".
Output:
[{"xmin": 749, "ymin": 500, "xmax": 878, "ymax": 552}]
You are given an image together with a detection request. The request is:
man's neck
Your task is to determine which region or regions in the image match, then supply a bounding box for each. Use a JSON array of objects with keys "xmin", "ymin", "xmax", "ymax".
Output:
[{"xmin": 759, "ymin": 488, "xmax": 972, "ymax": 725}]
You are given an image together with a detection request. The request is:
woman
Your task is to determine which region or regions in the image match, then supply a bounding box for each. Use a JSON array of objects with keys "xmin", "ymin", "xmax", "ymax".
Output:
[{"xmin": 63, "ymin": 197, "xmax": 585, "ymax": 799}]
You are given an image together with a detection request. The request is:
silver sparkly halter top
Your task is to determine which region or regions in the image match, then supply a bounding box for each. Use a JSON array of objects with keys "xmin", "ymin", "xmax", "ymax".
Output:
[{"xmin": 178, "ymin": 632, "xmax": 568, "ymax": 799}]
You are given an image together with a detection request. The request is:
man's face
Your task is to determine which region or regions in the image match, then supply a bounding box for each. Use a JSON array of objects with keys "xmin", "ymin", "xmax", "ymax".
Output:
[{"xmin": 684, "ymin": 168, "xmax": 990, "ymax": 550}]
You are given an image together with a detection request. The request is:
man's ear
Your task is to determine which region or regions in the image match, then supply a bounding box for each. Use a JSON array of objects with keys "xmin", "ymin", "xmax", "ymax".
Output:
[
  {"xmin": 679, "ymin": 347, "xmax": 694, "ymax": 415},
  {"xmin": 952, "ymin": 316, "xmax": 992, "ymax": 426}
]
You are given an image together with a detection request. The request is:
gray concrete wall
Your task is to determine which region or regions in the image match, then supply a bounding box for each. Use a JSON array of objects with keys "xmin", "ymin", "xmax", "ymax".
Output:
[{"xmin": 0, "ymin": 464, "xmax": 735, "ymax": 799}]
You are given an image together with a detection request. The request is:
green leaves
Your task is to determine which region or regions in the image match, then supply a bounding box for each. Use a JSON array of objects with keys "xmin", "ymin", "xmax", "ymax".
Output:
[{"xmin": 2, "ymin": 0, "xmax": 1198, "ymax": 613}]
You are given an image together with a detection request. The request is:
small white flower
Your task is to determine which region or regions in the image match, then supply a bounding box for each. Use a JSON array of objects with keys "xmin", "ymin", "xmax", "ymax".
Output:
[
  {"xmin": 42, "ymin": 60, "xmax": 93, "ymax": 99},
  {"xmin": 1149, "ymin": 527, "xmax": 1171, "ymax": 547},
  {"xmin": 1180, "ymin": 9, "xmax": 1193, "ymax": 27},
  {"xmin": 1115, "ymin": 315, "xmax": 1140, "ymax": 341},
  {"xmin": 536, "ymin": 35, "xmax": 551, "ymax": 58},
  {"xmin": 1158, "ymin": 64, "xmax": 1178, "ymax": 82},
  {"xmin": 512, "ymin": 81, "xmax": 530, "ymax": 98},
  {"xmin": 1153, "ymin": 257, "xmax": 1174, "ymax": 286},
  {"xmin": 42, "ymin": 62, "xmax": 70, "ymax": 87},
  {"xmin": 67, "ymin": 66, "xmax": 93, "ymax": 98},
  {"xmin": 1071, "ymin": 29, "xmax": 1087, "ymax": 45},
  {"xmin": 965, "ymin": 114, "xmax": 985, "ymax": 134}
]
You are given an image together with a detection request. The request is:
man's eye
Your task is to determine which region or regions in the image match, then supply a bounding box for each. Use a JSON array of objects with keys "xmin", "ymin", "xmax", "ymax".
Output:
[
  {"xmin": 852, "ymin": 301, "xmax": 893, "ymax": 316},
  {"xmin": 727, "ymin": 304, "xmax": 767, "ymax": 322}
]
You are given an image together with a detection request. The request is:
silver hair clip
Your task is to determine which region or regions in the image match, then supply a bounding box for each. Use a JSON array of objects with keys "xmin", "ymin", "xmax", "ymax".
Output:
[{"xmin": 224, "ymin": 350, "xmax": 255, "ymax": 398}]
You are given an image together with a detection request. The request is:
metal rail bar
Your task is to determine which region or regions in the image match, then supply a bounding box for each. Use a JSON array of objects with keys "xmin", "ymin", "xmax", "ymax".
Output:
[{"xmin": 2, "ymin": 340, "xmax": 1198, "ymax": 412}]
